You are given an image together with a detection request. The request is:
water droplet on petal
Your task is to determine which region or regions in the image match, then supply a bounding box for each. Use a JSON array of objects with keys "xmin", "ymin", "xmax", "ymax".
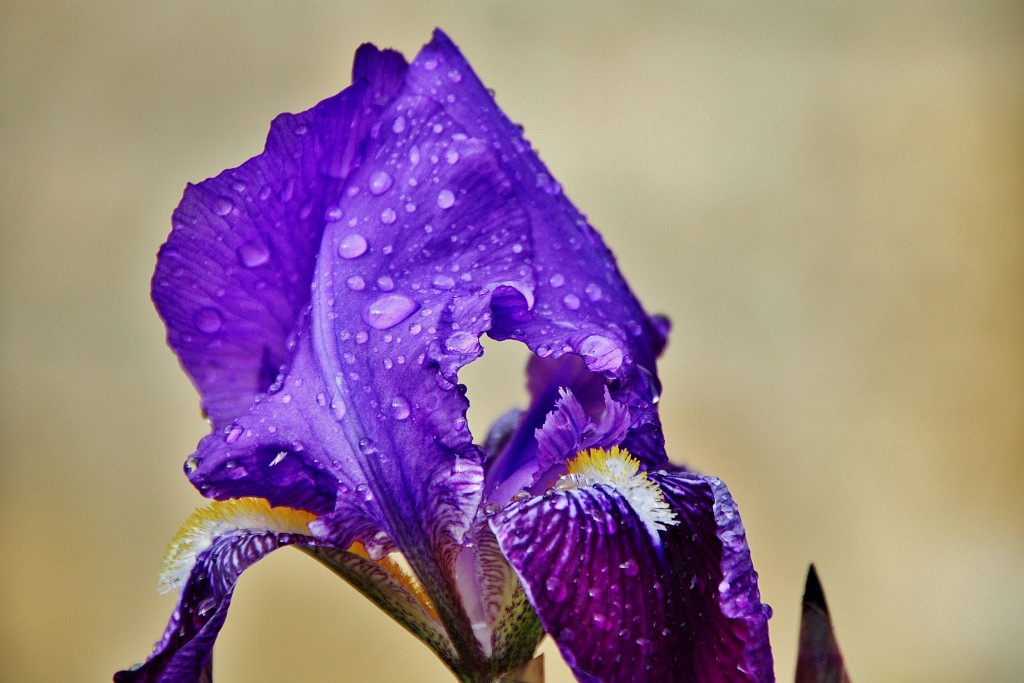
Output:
[
  {"xmin": 196, "ymin": 597, "xmax": 217, "ymax": 619},
  {"xmin": 392, "ymin": 116, "xmax": 406, "ymax": 133},
  {"xmin": 212, "ymin": 197, "xmax": 234, "ymax": 216},
  {"xmin": 224, "ymin": 424, "xmax": 243, "ymax": 444},
  {"xmin": 337, "ymin": 234, "xmax": 368, "ymax": 259},
  {"xmin": 184, "ymin": 456, "xmax": 199, "ymax": 473},
  {"xmin": 548, "ymin": 273, "xmax": 565, "ymax": 288},
  {"xmin": 620, "ymin": 559, "xmax": 639, "ymax": 577},
  {"xmin": 237, "ymin": 240, "xmax": 270, "ymax": 267},
  {"xmin": 432, "ymin": 274, "xmax": 455, "ymax": 290},
  {"xmin": 193, "ymin": 307, "xmax": 222, "ymax": 333},
  {"xmin": 364, "ymin": 294, "xmax": 418, "ymax": 330},
  {"xmin": 535, "ymin": 172, "xmax": 563, "ymax": 196},
  {"xmin": 390, "ymin": 396, "xmax": 411, "ymax": 420},
  {"xmin": 445, "ymin": 149, "xmax": 460, "ymax": 165},
  {"xmin": 446, "ymin": 69, "xmax": 462, "ymax": 82},
  {"xmin": 369, "ymin": 171, "xmax": 393, "ymax": 195},
  {"xmin": 579, "ymin": 334, "xmax": 624, "ymax": 372},
  {"xmin": 330, "ymin": 395, "xmax": 347, "ymax": 420},
  {"xmin": 380, "ymin": 208, "xmax": 396, "ymax": 224},
  {"xmin": 585, "ymin": 283, "xmax": 603, "ymax": 301},
  {"xmin": 444, "ymin": 331, "xmax": 480, "ymax": 355},
  {"xmin": 376, "ymin": 275, "xmax": 395, "ymax": 292},
  {"xmin": 436, "ymin": 189, "xmax": 455, "ymax": 209},
  {"xmin": 546, "ymin": 576, "xmax": 569, "ymax": 602},
  {"xmin": 562, "ymin": 293, "xmax": 581, "ymax": 310},
  {"xmin": 346, "ymin": 275, "xmax": 365, "ymax": 291}
]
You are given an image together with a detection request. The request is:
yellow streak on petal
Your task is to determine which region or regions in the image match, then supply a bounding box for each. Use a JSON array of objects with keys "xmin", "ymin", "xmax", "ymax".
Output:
[
  {"xmin": 159, "ymin": 497, "xmax": 316, "ymax": 593},
  {"xmin": 347, "ymin": 541, "xmax": 438, "ymax": 620}
]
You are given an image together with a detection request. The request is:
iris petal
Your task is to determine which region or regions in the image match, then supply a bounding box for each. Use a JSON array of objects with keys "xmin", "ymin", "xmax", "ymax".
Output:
[
  {"xmin": 406, "ymin": 32, "xmax": 670, "ymax": 456},
  {"xmin": 116, "ymin": 527, "xmax": 316, "ymax": 683},
  {"xmin": 489, "ymin": 471, "xmax": 773, "ymax": 683},
  {"xmin": 153, "ymin": 46, "xmax": 408, "ymax": 429},
  {"xmin": 117, "ymin": 501, "xmax": 459, "ymax": 682}
]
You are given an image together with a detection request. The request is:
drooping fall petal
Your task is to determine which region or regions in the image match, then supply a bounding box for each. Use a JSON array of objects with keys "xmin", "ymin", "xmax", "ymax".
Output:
[{"xmin": 490, "ymin": 468, "xmax": 773, "ymax": 683}]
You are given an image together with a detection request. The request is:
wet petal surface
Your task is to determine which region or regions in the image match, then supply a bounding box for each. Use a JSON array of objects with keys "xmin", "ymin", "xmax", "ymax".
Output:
[{"xmin": 490, "ymin": 471, "xmax": 773, "ymax": 683}]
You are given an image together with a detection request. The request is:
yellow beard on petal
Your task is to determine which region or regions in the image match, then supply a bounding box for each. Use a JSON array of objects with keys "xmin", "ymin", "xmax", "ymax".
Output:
[
  {"xmin": 558, "ymin": 447, "xmax": 679, "ymax": 532},
  {"xmin": 159, "ymin": 498, "xmax": 316, "ymax": 594}
]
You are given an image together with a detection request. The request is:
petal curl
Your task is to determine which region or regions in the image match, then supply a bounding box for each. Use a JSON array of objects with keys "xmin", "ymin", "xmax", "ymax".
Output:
[
  {"xmin": 116, "ymin": 501, "xmax": 457, "ymax": 683},
  {"xmin": 115, "ymin": 527, "xmax": 314, "ymax": 682},
  {"xmin": 489, "ymin": 472, "xmax": 773, "ymax": 683}
]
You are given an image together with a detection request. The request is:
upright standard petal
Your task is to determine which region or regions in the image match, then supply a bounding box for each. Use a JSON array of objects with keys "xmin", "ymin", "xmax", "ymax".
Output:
[
  {"xmin": 179, "ymin": 66, "xmax": 548, "ymax": 674},
  {"xmin": 153, "ymin": 46, "xmax": 408, "ymax": 428},
  {"xmin": 404, "ymin": 32, "xmax": 670, "ymax": 458},
  {"xmin": 490, "ymin": 454, "xmax": 773, "ymax": 683}
]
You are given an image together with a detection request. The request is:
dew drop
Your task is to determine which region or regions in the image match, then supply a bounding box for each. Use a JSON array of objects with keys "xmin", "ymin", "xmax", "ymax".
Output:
[
  {"xmin": 585, "ymin": 283, "xmax": 603, "ymax": 301},
  {"xmin": 436, "ymin": 189, "xmax": 455, "ymax": 209},
  {"xmin": 390, "ymin": 396, "xmax": 411, "ymax": 420},
  {"xmin": 445, "ymin": 149, "xmax": 460, "ymax": 165},
  {"xmin": 579, "ymin": 334, "xmax": 624, "ymax": 372},
  {"xmin": 196, "ymin": 597, "xmax": 217, "ymax": 619},
  {"xmin": 330, "ymin": 395, "xmax": 347, "ymax": 420},
  {"xmin": 562, "ymin": 293, "xmax": 581, "ymax": 310},
  {"xmin": 392, "ymin": 116, "xmax": 406, "ymax": 133},
  {"xmin": 193, "ymin": 307, "xmax": 222, "ymax": 333},
  {"xmin": 346, "ymin": 275, "xmax": 366, "ymax": 291},
  {"xmin": 432, "ymin": 274, "xmax": 455, "ymax": 290},
  {"xmin": 279, "ymin": 179, "xmax": 296, "ymax": 202},
  {"xmin": 224, "ymin": 424, "xmax": 243, "ymax": 444},
  {"xmin": 212, "ymin": 196, "xmax": 234, "ymax": 216},
  {"xmin": 184, "ymin": 456, "xmax": 199, "ymax": 473},
  {"xmin": 444, "ymin": 331, "xmax": 480, "ymax": 355},
  {"xmin": 364, "ymin": 294, "xmax": 418, "ymax": 330},
  {"xmin": 446, "ymin": 69, "xmax": 462, "ymax": 82},
  {"xmin": 337, "ymin": 233, "xmax": 368, "ymax": 259},
  {"xmin": 545, "ymin": 577, "xmax": 569, "ymax": 602},
  {"xmin": 369, "ymin": 171, "xmax": 394, "ymax": 195},
  {"xmin": 315, "ymin": 392, "xmax": 327, "ymax": 407},
  {"xmin": 620, "ymin": 559, "xmax": 639, "ymax": 577},
  {"xmin": 355, "ymin": 331, "xmax": 368, "ymax": 344},
  {"xmin": 376, "ymin": 275, "xmax": 395, "ymax": 292},
  {"xmin": 548, "ymin": 273, "xmax": 565, "ymax": 288},
  {"xmin": 380, "ymin": 207, "xmax": 396, "ymax": 224},
  {"xmin": 237, "ymin": 240, "xmax": 270, "ymax": 267}
]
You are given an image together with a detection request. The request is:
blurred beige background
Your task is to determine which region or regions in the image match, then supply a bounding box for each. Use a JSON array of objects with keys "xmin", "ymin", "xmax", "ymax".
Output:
[{"xmin": 2, "ymin": 1, "xmax": 1022, "ymax": 681}]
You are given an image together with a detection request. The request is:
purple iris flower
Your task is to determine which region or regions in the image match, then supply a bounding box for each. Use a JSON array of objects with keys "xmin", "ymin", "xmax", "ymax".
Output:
[{"xmin": 119, "ymin": 30, "xmax": 773, "ymax": 683}]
